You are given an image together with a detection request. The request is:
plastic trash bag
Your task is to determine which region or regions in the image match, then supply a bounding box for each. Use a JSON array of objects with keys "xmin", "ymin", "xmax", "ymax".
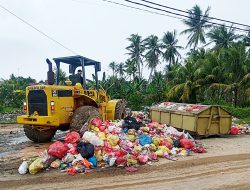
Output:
[
  {"xmin": 48, "ymin": 141, "xmax": 69, "ymax": 158},
  {"xmin": 149, "ymin": 144, "xmax": 157, "ymax": 152},
  {"xmin": 62, "ymin": 153, "xmax": 75, "ymax": 163},
  {"xmin": 137, "ymin": 154, "xmax": 148, "ymax": 164},
  {"xmin": 50, "ymin": 159, "xmax": 61, "ymax": 168},
  {"xmin": 68, "ymin": 146, "xmax": 78, "ymax": 155},
  {"xmin": 67, "ymin": 167, "xmax": 77, "ymax": 175},
  {"xmin": 148, "ymin": 152, "xmax": 158, "ymax": 160},
  {"xmin": 127, "ymin": 155, "xmax": 138, "ymax": 166},
  {"xmin": 39, "ymin": 150, "xmax": 57, "ymax": 168},
  {"xmin": 88, "ymin": 156, "xmax": 97, "ymax": 167},
  {"xmin": 115, "ymin": 156, "xmax": 127, "ymax": 166},
  {"xmin": 107, "ymin": 134, "xmax": 120, "ymax": 147},
  {"xmin": 18, "ymin": 161, "xmax": 28, "ymax": 175},
  {"xmin": 91, "ymin": 117, "xmax": 102, "ymax": 127},
  {"xmin": 82, "ymin": 158, "xmax": 92, "ymax": 168},
  {"xmin": 180, "ymin": 139, "xmax": 194, "ymax": 149},
  {"xmin": 82, "ymin": 131, "xmax": 104, "ymax": 146},
  {"xmin": 230, "ymin": 127, "xmax": 239, "ymax": 135},
  {"xmin": 160, "ymin": 139, "xmax": 172, "ymax": 149},
  {"xmin": 152, "ymin": 137, "xmax": 160, "ymax": 147},
  {"xmin": 139, "ymin": 134, "xmax": 152, "ymax": 146},
  {"xmin": 65, "ymin": 132, "xmax": 80, "ymax": 144},
  {"xmin": 29, "ymin": 158, "xmax": 44, "ymax": 174},
  {"xmin": 77, "ymin": 142, "xmax": 94, "ymax": 159}
]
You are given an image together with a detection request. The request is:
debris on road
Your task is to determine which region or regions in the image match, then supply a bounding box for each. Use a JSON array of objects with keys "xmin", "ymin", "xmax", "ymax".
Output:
[{"xmin": 18, "ymin": 115, "xmax": 206, "ymax": 175}]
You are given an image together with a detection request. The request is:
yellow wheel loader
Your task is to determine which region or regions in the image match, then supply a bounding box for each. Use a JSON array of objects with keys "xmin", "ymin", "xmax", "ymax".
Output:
[{"xmin": 17, "ymin": 55, "xmax": 126, "ymax": 142}]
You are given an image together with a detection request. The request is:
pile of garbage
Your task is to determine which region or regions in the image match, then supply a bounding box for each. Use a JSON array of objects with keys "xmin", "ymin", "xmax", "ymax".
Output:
[
  {"xmin": 155, "ymin": 102, "xmax": 205, "ymax": 113},
  {"xmin": 18, "ymin": 115, "xmax": 206, "ymax": 175},
  {"xmin": 231, "ymin": 124, "xmax": 250, "ymax": 135}
]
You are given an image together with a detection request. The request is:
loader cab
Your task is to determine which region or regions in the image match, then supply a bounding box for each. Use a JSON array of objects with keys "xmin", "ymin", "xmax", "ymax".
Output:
[{"xmin": 47, "ymin": 55, "xmax": 101, "ymax": 90}]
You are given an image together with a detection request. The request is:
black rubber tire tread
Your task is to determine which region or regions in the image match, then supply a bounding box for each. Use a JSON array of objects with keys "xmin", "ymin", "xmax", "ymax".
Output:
[
  {"xmin": 70, "ymin": 106, "xmax": 100, "ymax": 133},
  {"xmin": 23, "ymin": 125, "xmax": 56, "ymax": 143},
  {"xmin": 114, "ymin": 100, "xmax": 127, "ymax": 120}
]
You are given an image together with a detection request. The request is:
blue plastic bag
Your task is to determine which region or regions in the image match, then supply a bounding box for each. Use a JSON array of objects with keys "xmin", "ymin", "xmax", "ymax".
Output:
[
  {"xmin": 139, "ymin": 134, "xmax": 152, "ymax": 146},
  {"xmin": 88, "ymin": 156, "xmax": 97, "ymax": 167}
]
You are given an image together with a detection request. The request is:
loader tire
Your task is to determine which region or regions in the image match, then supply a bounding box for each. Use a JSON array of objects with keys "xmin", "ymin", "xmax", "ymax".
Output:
[
  {"xmin": 114, "ymin": 100, "xmax": 127, "ymax": 120},
  {"xmin": 70, "ymin": 106, "xmax": 100, "ymax": 134},
  {"xmin": 23, "ymin": 125, "xmax": 56, "ymax": 143}
]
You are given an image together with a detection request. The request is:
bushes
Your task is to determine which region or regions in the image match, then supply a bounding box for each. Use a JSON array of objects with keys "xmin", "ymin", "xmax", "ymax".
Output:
[{"xmin": 223, "ymin": 106, "xmax": 250, "ymax": 122}]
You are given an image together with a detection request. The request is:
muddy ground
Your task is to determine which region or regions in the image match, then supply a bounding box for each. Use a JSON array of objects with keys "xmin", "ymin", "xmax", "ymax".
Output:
[{"xmin": 1, "ymin": 124, "xmax": 250, "ymax": 190}]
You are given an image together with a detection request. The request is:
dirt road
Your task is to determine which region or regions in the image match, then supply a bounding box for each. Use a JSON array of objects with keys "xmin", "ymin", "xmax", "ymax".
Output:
[{"xmin": 1, "ymin": 124, "xmax": 250, "ymax": 190}]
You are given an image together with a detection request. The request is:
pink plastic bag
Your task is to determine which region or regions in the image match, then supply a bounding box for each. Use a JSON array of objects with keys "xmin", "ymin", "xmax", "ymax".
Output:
[
  {"xmin": 91, "ymin": 117, "xmax": 102, "ymax": 127},
  {"xmin": 137, "ymin": 154, "xmax": 148, "ymax": 164},
  {"xmin": 180, "ymin": 139, "xmax": 194, "ymax": 149},
  {"xmin": 48, "ymin": 141, "xmax": 69, "ymax": 158},
  {"xmin": 65, "ymin": 132, "xmax": 80, "ymax": 144}
]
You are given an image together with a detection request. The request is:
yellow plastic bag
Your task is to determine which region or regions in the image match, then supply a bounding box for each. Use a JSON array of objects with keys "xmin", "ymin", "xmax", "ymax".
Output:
[
  {"xmin": 107, "ymin": 134, "xmax": 119, "ymax": 147},
  {"xmin": 152, "ymin": 137, "xmax": 160, "ymax": 147},
  {"xmin": 127, "ymin": 155, "xmax": 138, "ymax": 166},
  {"xmin": 158, "ymin": 146, "xmax": 170, "ymax": 154},
  {"xmin": 149, "ymin": 143, "xmax": 157, "ymax": 152},
  {"xmin": 155, "ymin": 150, "xmax": 164, "ymax": 157},
  {"xmin": 128, "ymin": 134, "xmax": 136, "ymax": 142},
  {"xmin": 98, "ymin": 132, "xmax": 106, "ymax": 140},
  {"xmin": 29, "ymin": 158, "xmax": 44, "ymax": 174}
]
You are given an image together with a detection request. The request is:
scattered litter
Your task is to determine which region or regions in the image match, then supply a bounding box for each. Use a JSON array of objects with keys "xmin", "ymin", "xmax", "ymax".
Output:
[{"xmin": 125, "ymin": 166, "xmax": 138, "ymax": 172}]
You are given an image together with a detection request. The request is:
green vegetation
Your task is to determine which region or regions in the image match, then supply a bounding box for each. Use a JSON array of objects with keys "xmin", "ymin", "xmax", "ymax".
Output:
[{"xmin": 0, "ymin": 4, "xmax": 249, "ymax": 123}]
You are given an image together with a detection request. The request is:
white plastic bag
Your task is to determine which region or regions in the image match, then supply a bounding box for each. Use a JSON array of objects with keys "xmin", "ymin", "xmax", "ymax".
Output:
[
  {"xmin": 18, "ymin": 161, "xmax": 28, "ymax": 175},
  {"xmin": 82, "ymin": 131, "xmax": 104, "ymax": 146}
]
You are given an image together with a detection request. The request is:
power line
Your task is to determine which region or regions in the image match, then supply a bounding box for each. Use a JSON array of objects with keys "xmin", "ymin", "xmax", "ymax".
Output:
[
  {"xmin": 122, "ymin": 0, "xmax": 249, "ymax": 32},
  {"xmin": 101, "ymin": 0, "xmax": 182, "ymax": 20},
  {"xmin": 0, "ymin": 3, "xmax": 78, "ymax": 54},
  {"xmin": 139, "ymin": 0, "xmax": 250, "ymax": 28}
]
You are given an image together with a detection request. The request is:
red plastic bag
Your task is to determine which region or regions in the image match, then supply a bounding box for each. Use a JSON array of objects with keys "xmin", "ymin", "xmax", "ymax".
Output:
[
  {"xmin": 115, "ymin": 156, "xmax": 127, "ymax": 166},
  {"xmin": 230, "ymin": 127, "xmax": 239, "ymax": 135},
  {"xmin": 67, "ymin": 167, "xmax": 77, "ymax": 175},
  {"xmin": 114, "ymin": 149, "xmax": 127, "ymax": 157},
  {"xmin": 193, "ymin": 147, "xmax": 207, "ymax": 153},
  {"xmin": 69, "ymin": 146, "xmax": 78, "ymax": 155},
  {"xmin": 65, "ymin": 132, "xmax": 80, "ymax": 144},
  {"xmin": 91, "ymin": 117, "xmax": 102, "ymax": 127},
  {"xmin": 180, "ymin": 139, "xmax": 194, "ymax": 149},
  {"xmin": 48, "ymin": 141, "xmax": 69, "ymax": 158},
  {"xmin": 160, "ymin": 139, "xmax": 172, "ymax": 149}
]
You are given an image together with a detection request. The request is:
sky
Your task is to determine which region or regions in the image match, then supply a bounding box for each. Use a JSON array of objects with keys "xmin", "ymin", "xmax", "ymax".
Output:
[{"xmin": 0, "ymin": 0, "xmax": 249, "ymax": 82}]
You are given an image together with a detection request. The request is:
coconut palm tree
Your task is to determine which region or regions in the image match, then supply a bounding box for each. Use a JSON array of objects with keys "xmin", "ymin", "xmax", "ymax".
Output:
[
  {"xmin": 181, "ymin": 5, "xmax": 211, "ymax": 50},
  {"xmin": 207, "ymin": 25, "xmax": 240, "ymax": 50},
  {"xmin": 116, "ymin": 62, "xmax": 126, "ymax": 78},
  {"xmin": 126, "ymin": 34, "xmax": 145, "ymax": 79},
  {"xmin": 124, "ymin": 59, "xmax": 137, "ymax": 80},
  {"xmin": 208, "ymin": 43, "xmax": 250, "ymax": 106},
  {"xmin": 144, "ymin": 35, "xmax": 162, "ymax": 80},
  {"xmin": 161, "ymin": 30, "xmax": 183, "ymax": 69},
  {"xmin": 109, "ymin": 61, "xmax": 117, "ymax": 77},
  {"xmin": 166, "ymin": 58, "xmax": 205, "ymax": 103}
]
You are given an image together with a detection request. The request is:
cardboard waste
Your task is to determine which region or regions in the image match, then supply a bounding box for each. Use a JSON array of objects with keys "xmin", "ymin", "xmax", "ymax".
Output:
[{"xmin": 18, "ymin": 112, "xmax": 207, "ymax": 175}]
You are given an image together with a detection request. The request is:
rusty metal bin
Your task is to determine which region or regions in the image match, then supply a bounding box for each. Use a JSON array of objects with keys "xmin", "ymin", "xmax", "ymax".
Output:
[{"xmin": 150, "ymin": 102, "xmax": 232, "ymax": 136}]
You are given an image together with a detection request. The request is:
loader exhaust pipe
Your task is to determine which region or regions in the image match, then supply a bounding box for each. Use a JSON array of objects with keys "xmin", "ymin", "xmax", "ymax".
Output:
[{"xmin": 46, "ymin": 58, "xmax": 54, "ymax": 85}]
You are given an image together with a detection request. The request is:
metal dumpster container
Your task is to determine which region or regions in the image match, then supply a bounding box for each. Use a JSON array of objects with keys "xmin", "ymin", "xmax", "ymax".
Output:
[{"xmin": 150, "ymin": 102, "xmax": 232, "ymax": 136}]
